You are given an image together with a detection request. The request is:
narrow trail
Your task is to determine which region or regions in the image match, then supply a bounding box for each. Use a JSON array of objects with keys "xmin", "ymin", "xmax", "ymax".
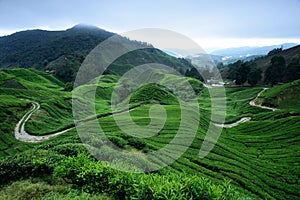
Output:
[
  {"xmin": 14, "ymin": 101, "xmax": 138, "ymax": 143},
  {"xmin": 15, "ymin": 88, "xmax": 278, "ymax": 142},
  {"xmin": 213, "ymin": 88, "xmax": 278, "ymax": 128},
  {"xmin": 249, "ymin": 88, "xmax": 278, "ymax": 111},
  {"xmin": 213, "ymin": 117, "xmax": 251, "ymax": 128},
  {"xmin": 14, "ymin": 101, "xmax": 74, "ymax": 142}
]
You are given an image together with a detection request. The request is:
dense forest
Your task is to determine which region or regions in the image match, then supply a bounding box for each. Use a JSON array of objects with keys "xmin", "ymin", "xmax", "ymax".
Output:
[{"xmin": 222, "ymin": 45, "xmax": 300, "ymax": 86}]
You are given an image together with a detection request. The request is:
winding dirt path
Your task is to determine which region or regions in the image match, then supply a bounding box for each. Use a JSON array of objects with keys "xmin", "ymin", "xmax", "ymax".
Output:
[
  {"xmin": 213, "ymin": 117, "xmax": 251, "ymax": 128},
  {"xmin": 14, "ymin": 101, "xmax": 138, "ymax": 143},
  {"xmin": 213, "ymin": 88, "xmax": 278, "ymax": 128},
  {"xmin": 249, "ymin": 88, "xmax": 278, "ymax": 111},
  {"xmin": 15, "ymin": 88, "xmax": 278, "ymax": 142},
  {"xmin": 14, "ymin": 101, "xmax": 74, "ymax": 142}
]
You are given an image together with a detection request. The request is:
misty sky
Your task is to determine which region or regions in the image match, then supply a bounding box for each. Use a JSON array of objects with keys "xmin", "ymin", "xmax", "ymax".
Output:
[{"xmin": 0, "ymin": 0, "xmax": 299, "ymax": 51}]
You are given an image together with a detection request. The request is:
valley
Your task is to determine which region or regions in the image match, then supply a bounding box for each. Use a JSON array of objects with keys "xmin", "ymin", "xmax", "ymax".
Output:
[
  {"xmin": 0, "ymin": 25, "xmax": 299, "ymax": 200},
  {"xmin": 0, "ymin": 67, "xmax": 299, "ymax": 199}
]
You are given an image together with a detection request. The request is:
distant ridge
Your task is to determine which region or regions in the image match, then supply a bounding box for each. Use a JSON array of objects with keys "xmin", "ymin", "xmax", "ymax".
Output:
[
  {"xmin": 211, "ymin": 43, "xmax": 298, "ymax": 57},
  {"xmin": 0, "ymin": 24, "xmax": 193, "ymax": 83}
]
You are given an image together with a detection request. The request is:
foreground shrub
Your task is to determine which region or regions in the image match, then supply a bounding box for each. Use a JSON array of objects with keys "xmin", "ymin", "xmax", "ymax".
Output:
[
  {"xmin": 55, "ymin": 153, "xmax": 244, "ymax": 200},
  {"xmin": 52, "ymin": 143, "xmax": 88, "ymax": 157},
  {"xmin": 0, "ymin": 179, "xmax": 113, "ymax": 200},
  {"xmin": 54, "ymin": 153, "xmax": 115, "ymax": 193},
  {"xmin": 0, "ymin": 150, "xmax": 65, "ymax": 185}
]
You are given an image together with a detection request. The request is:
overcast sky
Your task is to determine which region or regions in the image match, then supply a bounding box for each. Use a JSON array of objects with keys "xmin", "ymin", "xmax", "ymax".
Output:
[{"xmin": 0, "ymin": 0, "xmax": 299, "ymax": 51}]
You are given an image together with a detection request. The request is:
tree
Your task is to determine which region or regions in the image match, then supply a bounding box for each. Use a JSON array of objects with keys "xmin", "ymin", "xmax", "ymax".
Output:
[
  {"xmin": 185, "ymin": 67, "xmax": 203, "ymax": 81},
  {"xmin": 265, "ymin": 65, "xmax": 278, "ymax": 86},
  {"xmin": 267, "ymin": 47, "xmax": 282, "ymax": 56},
  {"xmin": 286, "ymin": 58, "xmax": 300, "ymax": 82},
  {"xmin": 264, "ymin": 56, "xmax": 286, "ymax": 86},
  {"xmin": 247, "ymin": 67, "xmax": 262, "ymax": 86},
  {"xmin": 226, "ymin": 60, "xmax": 242, "ymax": 80},
  {"xmin": 235, "ymin": 62, "xmax": 250, "ymax": 85},
  {"xmin": 271, "ymin": 56, "xmax": 286, "ymax": 81}
]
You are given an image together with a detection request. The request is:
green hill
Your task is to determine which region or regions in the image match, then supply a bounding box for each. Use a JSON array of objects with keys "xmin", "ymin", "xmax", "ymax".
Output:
[
  {"xmin": 221, "ymin": 45, "xmax": 300, "ymax": 84},
  {"xmin": 256, "ymin": 79, "xmax": 300, "ymax": 112},
  {"xmin": 0, "ymin": 69, "xmax": 300, "ymax": 199},
  {"xmin": 0, "ymin": 25, "xmax": 194, "ymax": 83},
  {"xmin": 0, "ymin": 68, "xmax": 72, "ymax": 136},
  {"xmin": 0, "ymin": 68, "xmax": 247, "ymax": 199},
  {"xmin": 0, "ymin": 65, "xmax": 299, "ymax": 198}
]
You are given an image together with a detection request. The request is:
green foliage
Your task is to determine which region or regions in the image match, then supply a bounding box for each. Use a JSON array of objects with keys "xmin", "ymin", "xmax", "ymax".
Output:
[
  {"xmin": 247, "ymin": 67, "xmax": 262, "ymax": 86},
  {"xmin": 258, "ymin": 79, "xmax": 300, "ymax": 112},
  {"xmin": 54, "ymin": 154, "xmax": 115, "ymax": 192},
  {"xmin": 224, "ymin": 46, "xmax": 300, "ymax": 86},
  {"xmin": 126, "ymin": 137, "xmax": 147, "ymax": 150},
  {"xmin": 52, "ymin": 143, "xmax": 88, "ymax": 157},
  {"xmin": 286, "ymin": 57, "xmax": 300, "ymax": 82},
  {"xmin": 0, "ymin": 179, "xmax": 113, "ymax": 200},
  {"xmin": 0, "ymin": 26, "xmax": 193, "ymax": 83},
  {"xmin": 185, "ymin": 67, "xmax": 203, "ymax": 81},
  {"xmin": 1, "ymin": 66, "xmax": 300, "ymax": 199},
  {"xmin": 264, "ymin": 56, "xmax": 286, "ymax": 85},
  {"xmin": 224, "ymin": 60, "xmax": 242, "ymax": 80},
  {"xmin": 224, "ymin": 60, "xmax": 261, "ymax": 86},
  {"xmin": 64, "ymin": 82, "xmax": 73, "ymax": 91},
  {"xmin": 235, "ymin": 62, "xmax": 250, "ymax": 85},
  {"xmin": 267, "ymin": 47, "xmax": 283, "ymax": 56},
  {"xmin": 130, "ymin": 83, "xmax": 179, "ymax": 105},
  {"xmin": 107, "ymin": 136, "xmax": 128, "ymax": 148},
  {"xmin": 54, "ymin": 154, "xmax": 243, "ymax": 200},
  {"xmin": 0, "ymin": 150, "xmax": 65, "ymax": 185},
  {"xmin": 0, "ymin": 68, "xmax": 73, "ymax": 136}
]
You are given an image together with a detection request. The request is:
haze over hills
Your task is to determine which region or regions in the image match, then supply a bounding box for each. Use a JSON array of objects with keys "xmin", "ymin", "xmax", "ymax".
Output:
[
  {"xmin": 187, "ymin": 43, "xmax": 299, "ymax": 66},
  {"xmin": 221, "ymin": 44, "xmax": 300, "ymax": 84},
  {"xmin": 210, "ymin": 43, "xmax": 298, "ymax": 57},
  {"xmin": 0, "ymin": 24, "xmax": 300, "ymax": 200}
]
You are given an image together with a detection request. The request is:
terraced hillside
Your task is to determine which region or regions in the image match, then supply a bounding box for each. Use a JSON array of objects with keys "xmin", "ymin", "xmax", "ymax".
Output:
[
  {"xmin": 84, "ymin": 85, "xmax": 300, "ymax": 199},
  {"xmin": 0, "ymin": 68, "xmax": 299, "ymax": 199},
  {"xmin": 0, "ymin": 68, "xmax": 73, "ymax": 156},
  {"xmin": 256, "ymin": 79, "xmax": 300, "ymax": 112}
]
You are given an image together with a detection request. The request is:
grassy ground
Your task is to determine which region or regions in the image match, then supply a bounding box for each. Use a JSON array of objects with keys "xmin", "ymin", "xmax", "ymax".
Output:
[
  {"xmin": 0, "ymin": 68, "xmax": 299, "ymax": 199},
  {"xmin": 0, "ymin": 178, "xmax": 113, "ymax": 200},
  {"xmin": 257, "ymin": 79, "xmax": 300, "ymax": 112},
  {"xmin": 77, "ymin": 84, "xmax": 300, "ymax": 199},
  {"xmin": 0, "ymin": 68, "xmax": 73, "ymax": 136}
]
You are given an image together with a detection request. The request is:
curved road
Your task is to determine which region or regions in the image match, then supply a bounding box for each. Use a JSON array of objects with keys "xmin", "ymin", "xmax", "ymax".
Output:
[
  {"xmin": 14, "ymin": 101, "xmax": 138, "ymax": 143},
  {"xmin": 249, "ymin": 88, "xmax": 278, "ymax": 111},
  {"xmin": 14, "ymin": 101, "xmax": 74, "ymax": 142},
  {"xmin": 15, "ymin": 88, "xmax": 278, "ymax": 142},
  {"xmin": 213, "ymin": 88, "xmax": 278, "ymax": 128}
]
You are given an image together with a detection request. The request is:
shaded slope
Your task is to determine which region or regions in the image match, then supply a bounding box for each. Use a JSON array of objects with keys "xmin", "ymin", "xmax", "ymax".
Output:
[{"xmin": 0, "ymin": 25, "xmax": 194, "ymax": 83}]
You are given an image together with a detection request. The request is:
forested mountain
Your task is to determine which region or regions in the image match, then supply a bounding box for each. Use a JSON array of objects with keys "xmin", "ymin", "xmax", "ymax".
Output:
[
  {"xmin": 0, "ymin": 24, "xmax": 193, "ymax": 83},
  {"xmin": 221, "ymin": 45, "xmax": 300, "ymax": 85}
]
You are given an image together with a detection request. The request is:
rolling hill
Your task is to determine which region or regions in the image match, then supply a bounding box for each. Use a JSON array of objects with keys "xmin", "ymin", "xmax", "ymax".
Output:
[
  {"xmin": 256, "ymin": 79, "xmax": 300, "ymax": 112},
  {"xmin": 0, "ymin": 24, "xmax": 193, "ymax": 83},
  {"xmin": 0, "ymin": 66, "xmax": 299, "ymax": 199},
  {"xmin": 221, "ymin": 45, "xmax": 300, "ymax": 83},
  {"xmin": 0, "ymin": 25, "xmax": 299, "ymax": 200}
]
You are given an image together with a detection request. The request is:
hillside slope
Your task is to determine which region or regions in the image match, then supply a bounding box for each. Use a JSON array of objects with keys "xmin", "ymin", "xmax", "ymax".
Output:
[
  {"xmin": 221, "ymin": 45, "xmax": 300, "ymax": 83},
  {"xmin": 0, "ymin": 25, "xmax": 194, "ymax": 83},
  {"xmin": 254, "ymin": 45, "xmax": 300, "ymax": 80},
  {"xmin": 0, "ymin": 68, "xmax": 299, "ymax": 198},
  {"xmin": 256, "ymin": 79, "xmax": 300, "ymax": 112}
]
